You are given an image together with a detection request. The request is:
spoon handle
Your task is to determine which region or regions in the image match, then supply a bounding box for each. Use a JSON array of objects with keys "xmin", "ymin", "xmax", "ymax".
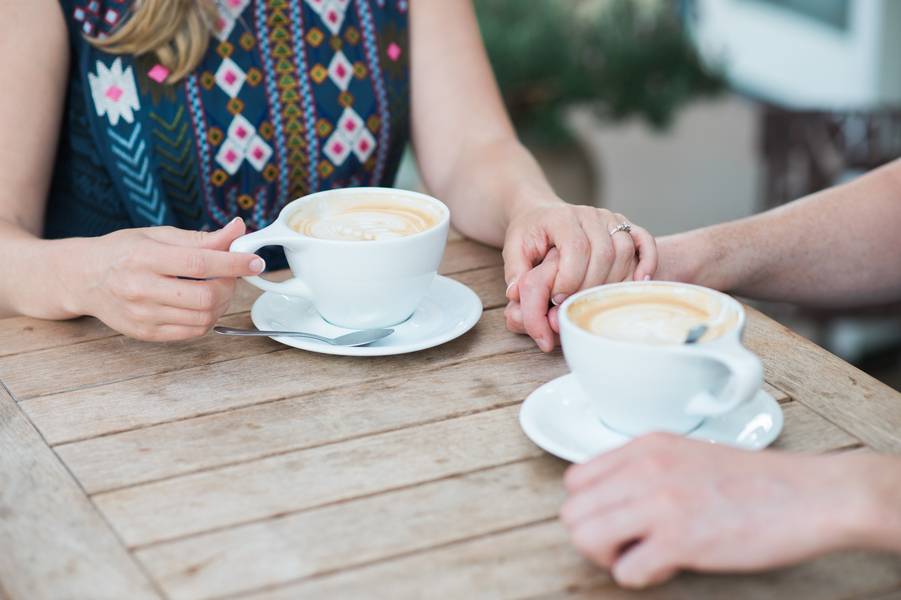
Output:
[{"xmin": 213, "ymin": 325, "xmax": 331, "ymax": 343}]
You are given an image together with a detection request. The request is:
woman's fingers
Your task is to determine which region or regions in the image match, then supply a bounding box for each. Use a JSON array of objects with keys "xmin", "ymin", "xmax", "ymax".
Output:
[
  {"xmin": 607, "ymin": 213, "xmax": 638, "ymax": 283},
  {"xmin": 504, "ymin": 301, "xmax": 526, "ymax": 334},
  {"xmin": 613, "ymin": 537, "xmax": 680, "ymax": 588},
  {"xmin": 569, "ymin": 506, "xmax": 651, "ymax": 570},
  {"xmin": 143, "ymin": 243, "xmax": 264, "ymax": 279},
  {"xmin": 550, "ymin": 218, "xmax": 590, "ymax": 304},
  {"xmin": 577, "ymin": 210, "xmax": 616, "ymax": 287},
  {"xmin": 127, "ymin": 303, "xmax": 223, "ymax": 329},
  {"xmin": 502, "ymin": 228, "xmax": 544, "ymax": 304},
  {"xmin": 145, "ymin": 217, "xmax": 247, "ymax": 250},
  {"xmin": 519, "ymin": 253, "xmax": 559, "ymax": 351},
  {"xmin": 630, "ymin": 224, "xmax": 658, "ymax": 281},
  {"xmin": 135, "ymin": 324, "xmax": 213, "ymax": 343},
  {"xmin": 145, "ymin": 277, "xmax": 235, "ymax": 312}
]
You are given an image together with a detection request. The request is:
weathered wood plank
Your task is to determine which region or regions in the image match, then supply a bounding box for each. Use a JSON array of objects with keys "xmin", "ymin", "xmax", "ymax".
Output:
[
  {"xmin": 135, "ymin": 458, "xmax": 567, "ymax": 600},
  {"xmin": 240, "ymin": 521, "xmax": 901, "ymax": 600},
  {"xmin": 93, "ymin": 405, "xmax": 542, "ymax": 547},
  {"xmin": 537, "ymin": 555, "xmax": 901, "ymax": 600},
  {"xmin": 56, "ymin": 352, "xmax": 568, "ymax": 494},
  {"xmin": 764, "ymin": 381, "xmax": 791, "ymax": 403},
  {"xmin": 744, "ymin": 307, "xmax": 901, "ymax": 453},
  {"xmin": 0, "ymin": 386, "xmax": 160, "ymax": 600},
  {"xmin": 92, "ymin": 387, "xmax": 857, "ymax": 550},
  {"xmin": 772, "ymin": 401, "xmax": 860, "ymax": 453},
  {"xmin": 22, "ymin": 308, "xmax": 535, "ymax": 445},
  {"xmin": 239, "ymin": 520, "xmax": 606, "ymax": 600},
  {"xmin": 2, "ymin": 266, "xmax": 507, "ymax": 401},
  {"xmin": 0, "ymin": 312, "xmax": 278, "ymax": 400}
]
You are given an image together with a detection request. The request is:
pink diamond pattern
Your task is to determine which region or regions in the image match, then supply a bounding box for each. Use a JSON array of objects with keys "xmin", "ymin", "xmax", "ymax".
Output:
[
  {"xmin": 147, "ymin": 64, "xmax": 170, "ymax": 83},
  {"xmin": 105, "ymin": 85, "xmax": 123, "ymax": 102},
  {"xmin": 353, "ymin": 129, "xmax": 376, "ymax": 162},
  {"xmin": 245, "ymin": 137, "xmax": 273, "ymax": 171},
  {"xmin": 335, "ymin": 108, "xmax": 364, "ymax": 141},
  {"xmin": 215, "ymin": 139, "xmax": 244, "ymax": 175},
  {"xmin": 328, "ymin": 51, "xmax": 353, "ymax": 91},
  {"xmin": 323, "ymin": 132, "xmax": 352, "ymax": 165},
  {"xmin": 214, "ymin": 57, "xmax": 246, "ymax": 98},
  {"xmin": 227, "ymin": 114, "xmax": 256, "ymax": 150}
]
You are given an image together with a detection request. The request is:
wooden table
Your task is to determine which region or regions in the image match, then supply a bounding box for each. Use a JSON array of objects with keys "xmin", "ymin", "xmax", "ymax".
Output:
[{"xmin": 2, "ymin": 238, "xmax": 901, "ymax": 600}]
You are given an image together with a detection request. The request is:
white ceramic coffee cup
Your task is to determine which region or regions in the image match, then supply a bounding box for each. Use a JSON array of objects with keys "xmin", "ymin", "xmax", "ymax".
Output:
[
  {"xmin": 230, "ymin": 187, "xmax": 450, "ymax": 329},
  {"xmin": 559, "ymin": 281, "xmax": 763, "ymax": 435}
]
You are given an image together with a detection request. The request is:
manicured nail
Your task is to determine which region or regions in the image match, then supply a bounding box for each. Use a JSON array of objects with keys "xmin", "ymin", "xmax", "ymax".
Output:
[
  {"xmin": 551, "ymin": 294, "xmax": 567, "ymax": 306},
  {"xmin": 505, "ymin": 279, "xmax": 518, "ymax": 297},
  {"xmin": 230, "ymin": 216, "xmax": 243, "ymax": 226},
  {"xmin": 250, "ymin": 257, "xmax": 265, "ymax": 273},
  {"xmin": 643, "ymin": 275, "xmax": 651, "ymax": 281}
]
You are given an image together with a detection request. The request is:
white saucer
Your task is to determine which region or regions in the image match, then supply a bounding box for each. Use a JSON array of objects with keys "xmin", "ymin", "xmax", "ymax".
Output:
[
  {"xmin": 250, "ymin": 275, "xmax": 483, "ymax": 356},
  {"xmin": 519, "ymin": 374, "xmax": 784, "ymax": 463}
]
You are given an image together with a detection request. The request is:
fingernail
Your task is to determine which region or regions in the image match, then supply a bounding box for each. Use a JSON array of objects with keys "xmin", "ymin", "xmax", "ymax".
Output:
[
  {"xmin": 643, "ymin": 275, "xmax": 651, "ymax": 281},
  {"xmin": 250, "ymin": 257, "xmax": 265, "ymax": 273},
  {"xmin": 551, "ymin": 294, "xmax": 567, "ymax": 306},
  {"xmin": 505, "ymin": 278, "xmax": 517, "ymax": 296}
]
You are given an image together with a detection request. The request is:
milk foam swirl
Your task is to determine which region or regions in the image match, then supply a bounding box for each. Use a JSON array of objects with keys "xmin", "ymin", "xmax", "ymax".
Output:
[{"xmin": 289, "ymin": 197, "xmax": 439, "ymax": 241}]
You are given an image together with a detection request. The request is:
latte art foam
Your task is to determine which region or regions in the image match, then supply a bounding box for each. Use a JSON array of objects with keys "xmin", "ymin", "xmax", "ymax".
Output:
[
  {"xmin": 569, "ymin": 288, "xmax": 737, "ymax": 345},
  {"xmin": 289, "ymin": 196, "xmax": 440, "ymax": 241}
]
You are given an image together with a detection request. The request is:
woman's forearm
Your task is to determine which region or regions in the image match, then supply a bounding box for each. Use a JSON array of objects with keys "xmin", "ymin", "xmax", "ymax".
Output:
[
  {"xmin": 657, "ymin": 160, "xmax": 901, "ymax": 306},
  {"xmin": 2, "ymin": 221, "xmax": 87, "ymax": 319},
  {"xmin": 433, "ymin": 136, "xmax": 560, "ymax": 247}
]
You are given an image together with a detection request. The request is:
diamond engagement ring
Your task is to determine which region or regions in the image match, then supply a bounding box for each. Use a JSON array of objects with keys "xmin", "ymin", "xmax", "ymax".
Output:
[{"xmin": 609, "ymin": 222, "xmax": 632, "ymax": 237}]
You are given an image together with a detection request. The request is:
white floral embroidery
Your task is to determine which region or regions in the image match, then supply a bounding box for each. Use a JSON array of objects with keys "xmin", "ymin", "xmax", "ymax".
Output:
[{"xmin": 88, "ymin": 58, "xmax": 140, "ymax": 126}]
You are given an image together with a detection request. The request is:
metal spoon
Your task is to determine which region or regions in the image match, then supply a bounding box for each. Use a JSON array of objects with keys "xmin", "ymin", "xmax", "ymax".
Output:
[
  {"xmin": 213, "ymin": 325, "xmax": 394, "ymax": 347},
  {"xmin": 684, "ymin": 324, "xmax": 709, "ymax": 344}
]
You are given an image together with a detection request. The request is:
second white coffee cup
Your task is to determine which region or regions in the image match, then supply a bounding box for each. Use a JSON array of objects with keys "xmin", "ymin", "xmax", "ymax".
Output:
[
  {"xmin": 559, "ymin": 281, "xmax": 763, "ymax": 436},
  {"xmin": 230, "ymin": 187, "xmax": 450, "ymax": 330}
]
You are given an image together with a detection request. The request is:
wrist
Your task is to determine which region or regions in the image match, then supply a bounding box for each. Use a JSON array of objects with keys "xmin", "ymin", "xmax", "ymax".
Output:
[
  {"xmin": 38, "ymin": 237, "xmax": 95, "ymax": 318},
  {"xmin": 501, "ymin": 186, "xmax": 563, "ymax": 230},
  {"xmin": 656, "ymin": 227, "xmax": 744, "ymax": 291},
  {"xmin": 845, "ymin": 454, "xmax": 901, "ymax": 553}
]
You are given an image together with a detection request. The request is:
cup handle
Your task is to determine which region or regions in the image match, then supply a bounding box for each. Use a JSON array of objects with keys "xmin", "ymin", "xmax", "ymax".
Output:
[
  {"xmin": 229, "ymin": 223, "xmax": 313, "ymax": 298},
  {"xmin": 684, "ymin": 345, "xmax": 763, "ymax": 417}
]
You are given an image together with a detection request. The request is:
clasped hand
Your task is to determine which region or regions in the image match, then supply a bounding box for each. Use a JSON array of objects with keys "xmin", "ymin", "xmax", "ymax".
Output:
[{"xmin": 502, "ymin": 204, "xmax": 657, "ymax": 350}]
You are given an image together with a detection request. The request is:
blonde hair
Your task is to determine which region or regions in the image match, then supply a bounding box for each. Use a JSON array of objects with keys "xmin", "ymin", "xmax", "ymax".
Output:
[{"xmin": 90, "ymin": 0, "xmax": 219, "ymax": 84}]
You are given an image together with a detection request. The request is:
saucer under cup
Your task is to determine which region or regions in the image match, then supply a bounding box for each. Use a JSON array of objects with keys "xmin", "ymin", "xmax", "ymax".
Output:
[
  {"xmin": 251, "ymin": 275, "xmax": 482, "ymax": 356},
  {"xmin": 519, "ymin": 373, "xmax": 784, "ymax": 463}
]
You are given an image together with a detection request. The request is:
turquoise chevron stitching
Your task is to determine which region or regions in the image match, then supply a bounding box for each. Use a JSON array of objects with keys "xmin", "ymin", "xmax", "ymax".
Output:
[
  {"xmin": 107, "ymin": 122, "xmax": 166, "ymax": 224},
  {"xmin": 150, "ymin": 107, "xmax": 201, "ymax": 220}
]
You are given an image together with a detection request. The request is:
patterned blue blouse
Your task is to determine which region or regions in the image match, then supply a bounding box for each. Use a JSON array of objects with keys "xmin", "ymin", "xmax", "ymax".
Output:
[{"xmin": 49, "ymin": 0, "xmax": 410, "ymax": 262}]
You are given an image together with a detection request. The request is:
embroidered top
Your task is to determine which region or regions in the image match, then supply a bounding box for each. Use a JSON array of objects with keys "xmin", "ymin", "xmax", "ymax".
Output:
[{"xmin": 48, "ymin": 0, "xmax": 410, "ymax": 254}]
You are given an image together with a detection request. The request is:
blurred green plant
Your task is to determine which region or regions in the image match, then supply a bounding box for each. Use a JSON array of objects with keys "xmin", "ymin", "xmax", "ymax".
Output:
[{"xmin": 475, "ymin": 0, "xmax": 724, "ymax": 143}]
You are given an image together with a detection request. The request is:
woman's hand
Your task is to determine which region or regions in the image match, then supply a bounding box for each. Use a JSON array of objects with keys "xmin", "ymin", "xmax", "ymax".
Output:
[
  {"xmin": 71, "ymin": 217, "xmax": 264, "ymax": 342},
  {"xmin": 560, "ymin": 434, "xmax": 901, "ymax": 589},
  {"xmin": 503, "ymin": 204, "xmax": 657, "ymax": 351}
]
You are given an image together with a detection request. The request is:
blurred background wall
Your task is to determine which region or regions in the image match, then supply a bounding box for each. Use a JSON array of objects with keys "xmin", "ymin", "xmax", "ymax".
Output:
[{"xmin": 396, "ymin": 0, "xmax": 901, "ymax": 389}]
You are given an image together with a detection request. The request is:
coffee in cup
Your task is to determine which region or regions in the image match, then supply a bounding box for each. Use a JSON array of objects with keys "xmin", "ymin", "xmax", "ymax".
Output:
[
  {"xmin": 288, "ymin": 194, "xmax": 441, "ymax": 241},
  {"xmin": 560, "ymin": 282, "xmax": 762, "ymax": 435},
  {"xmin": 230, "ymin": 188, "xmax": 450, "ymax": 330},
  {"xmin": 567, "ymin": 286, "xmax": 738, "ymax": 345}
]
